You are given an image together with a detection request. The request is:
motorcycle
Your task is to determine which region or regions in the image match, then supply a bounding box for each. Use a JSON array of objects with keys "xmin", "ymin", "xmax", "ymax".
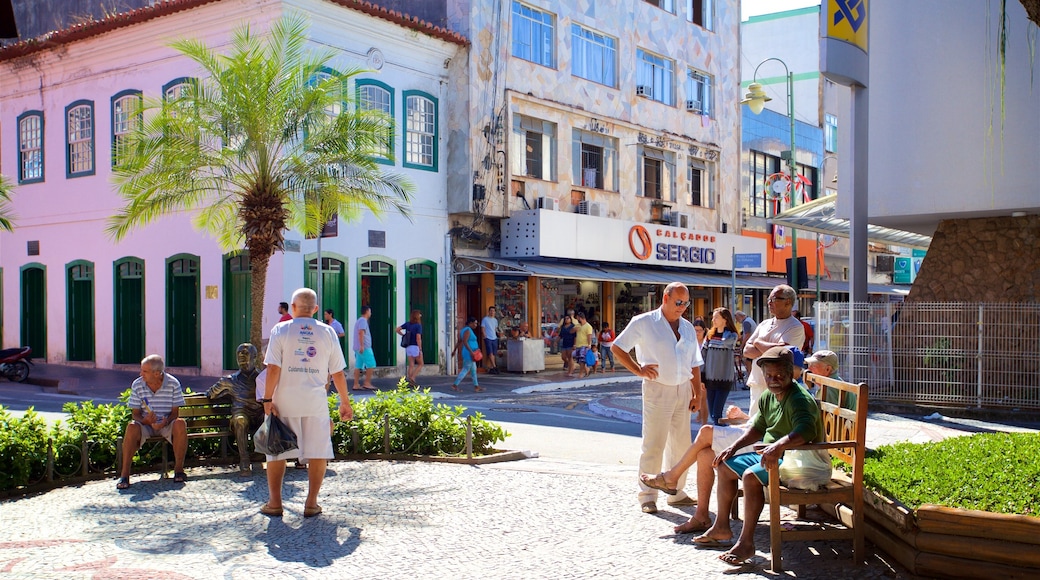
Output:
[{"xmin": 0, "ymin": 346, "xmax": 33, "ymax": 383}]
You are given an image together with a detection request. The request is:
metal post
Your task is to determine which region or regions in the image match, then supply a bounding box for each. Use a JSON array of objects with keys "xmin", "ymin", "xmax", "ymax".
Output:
[
  {"xmin": 46, "ymin": 438, "xmax": 54, "ymax": 482},
  {"xmin": 976, "ymin": 304, "xmax": 984, "ymax": 408},
  {"xmin": 730, "ymin": 247, "xmax": 737, "ymax": 310},
  {"xmin": 383, "ymin": 413, "xmax": 391, "ymax": 455},
  {"xmin": 81, "ymin": 437, "xmax": 91, "ymax": 478},
  {"xmin": 786, "ymin": 71, "xmax": 799, "ymax": 300},
  {"xmin": 465, "ymin": 415, "xmax": 473, "ymax": 460},
  {"xmin": 316, "ymin": 235, "xmax": 323, "ymax": 306},
  {"xmin": 815, "ymin": 233, "xmax": 821, "ymax": 304}
]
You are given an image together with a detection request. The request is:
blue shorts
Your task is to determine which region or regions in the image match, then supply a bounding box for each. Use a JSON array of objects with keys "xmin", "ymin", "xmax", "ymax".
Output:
[
  {"xmin": 483, "ymin": 339, "xmax": 498, "ymax": 355},
  {"xmin": 354, "ymin": 348, "xmax": 376, "ymax": 370},
  {"xmin": 723, "ymin": 451, "xmax": 784, "ymax": 486}
]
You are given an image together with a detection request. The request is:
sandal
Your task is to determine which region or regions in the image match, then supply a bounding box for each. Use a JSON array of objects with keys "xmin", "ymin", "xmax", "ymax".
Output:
[
  {"xmin": 719, "ymin": 551, "xmax": 753, "ymax": 566},
  {"xmin": 474, "ymin": 386, "xmax": 485, "ymax": 392},
  {"xmin": 303, "ymin": 505, "xmax": 323, "ymax": 518},
  {"xmin": 640, "ymin": 472, "xmax": 678, "ymax": 495},
  {"xmin": 260, "ymin": 503, "xmax": 283, "ymax": 517},
  {"xmin": 451, "ymin": 384, "xmax": 461, "ymax": 392},
  {"xmin": 173, "ymin": 471, "xmax": 187, "ymax": 483},
  {"xmin": 116, "ymin": 477, "xmax": 131, "ymax": 490}
]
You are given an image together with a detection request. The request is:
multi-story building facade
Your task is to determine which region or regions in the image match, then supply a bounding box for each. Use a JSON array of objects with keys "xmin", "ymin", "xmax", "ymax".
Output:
[
  {"xmin": 740, "ymin": 5, "xmax": 911, "ymax": 318},
  {"xmin": 0, "ymin": 0, "xmax": 464, "ymax": 374},
  {"xmin": 442, "ymin": 0, "xmax": 757, "ymax": 343}
]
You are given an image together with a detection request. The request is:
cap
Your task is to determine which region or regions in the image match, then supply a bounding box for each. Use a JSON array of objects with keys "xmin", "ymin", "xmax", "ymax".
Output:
[
  {"xmin": 787, "ymin": 345, "xmax": 806, "ymax": 369},
  {"xmin": 755, "ymin": 345, "xmax": 794, "ymax": 368},
  {"xmin": 805, "ymin": 349, "xmax": 839, "ymax": 369}
]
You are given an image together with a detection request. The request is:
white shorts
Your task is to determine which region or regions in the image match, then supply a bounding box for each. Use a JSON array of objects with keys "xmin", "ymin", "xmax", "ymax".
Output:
[
  {"xmin": 405, "ymin": 345, "xmax": 422, "ymax": 358},
  {"xmin": 265, "ymin": 415, "xmax": 334, "ymax": 462},
  {"xmin": 711, "ymin": 424, "xmax": 754, "ymax": 456}
]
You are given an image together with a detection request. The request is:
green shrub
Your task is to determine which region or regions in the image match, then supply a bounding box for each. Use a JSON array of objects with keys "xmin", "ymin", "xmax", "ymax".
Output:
[
  {"xmin": 864, "ymin": 432, "xmax": 1040, "ymax": 516},
  {"xmin": 61, "ymin": 398, "xmax": 132, "ymax": 469},
  {"xmin": 0, "ymin": 380, "xmax": 511, "ymax": 492},
  {"xmin": 0, "ymin": 407, "xmax": 50, "ymax": 488},
  {"xmin": 331, "ymin": 378, "xmax": 509, "ymax": 456}
]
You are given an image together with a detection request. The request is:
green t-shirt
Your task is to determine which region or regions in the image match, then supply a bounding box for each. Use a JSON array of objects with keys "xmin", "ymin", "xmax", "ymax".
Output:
[{"xmin": 753, "ymin": 382, "xmax": 823, "ymax": 445}]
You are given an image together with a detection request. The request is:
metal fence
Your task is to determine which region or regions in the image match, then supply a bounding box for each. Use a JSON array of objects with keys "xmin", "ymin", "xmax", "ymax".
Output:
[{"xmin": 815, "ymin": 302, "xmax": 1040, "ymax": 410}]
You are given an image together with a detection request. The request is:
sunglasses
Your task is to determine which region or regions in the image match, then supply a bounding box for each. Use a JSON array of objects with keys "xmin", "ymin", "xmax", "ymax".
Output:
[{"xmin": 673, "ymin": 299, "xmax": 692, "ymax": 308}]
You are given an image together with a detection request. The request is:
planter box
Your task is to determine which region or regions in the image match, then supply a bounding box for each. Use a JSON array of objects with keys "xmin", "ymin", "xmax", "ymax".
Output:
[{"xmin": 854, "ymin": 489, "xmax": 1040, "ymax": 579}]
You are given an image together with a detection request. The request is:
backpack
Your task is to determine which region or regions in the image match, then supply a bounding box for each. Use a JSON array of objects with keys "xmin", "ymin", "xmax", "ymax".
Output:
[{"xmin": 585, "ymin": 348, "xmax": 597, "ymax": 366}]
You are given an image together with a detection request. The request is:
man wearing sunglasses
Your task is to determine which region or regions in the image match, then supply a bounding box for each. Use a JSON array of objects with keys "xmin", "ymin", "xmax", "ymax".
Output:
[
  {"xmin": 612, "ymin": 282, "xmax": 704, "ymax": 514},
  {"xmin": 742, "ymin": 285, "xmax": 805, "ymax": 421}
]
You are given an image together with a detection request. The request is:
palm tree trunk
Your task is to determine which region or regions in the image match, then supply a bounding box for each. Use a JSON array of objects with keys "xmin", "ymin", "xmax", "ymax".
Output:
[{"xmin": 249, "ymin": 253, "xmax": 270, "ymax": 352}]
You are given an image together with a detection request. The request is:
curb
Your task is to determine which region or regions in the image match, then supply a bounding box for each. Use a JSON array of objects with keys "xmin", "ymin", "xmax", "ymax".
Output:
[{"xmin": 337, "ymin": 449, "xmax": 530, "ymax": 465}]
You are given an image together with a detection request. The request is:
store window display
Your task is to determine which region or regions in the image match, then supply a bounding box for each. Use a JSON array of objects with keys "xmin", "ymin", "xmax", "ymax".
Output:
[{"xmin": 494, "ymin": 280, "xmax": 527, "ymax": 338}]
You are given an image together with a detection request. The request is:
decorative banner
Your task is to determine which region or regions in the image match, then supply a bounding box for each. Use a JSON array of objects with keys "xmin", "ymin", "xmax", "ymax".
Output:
[{"xmin": 772, "ymin": 223, "xmax": 786, "ymax": 250}]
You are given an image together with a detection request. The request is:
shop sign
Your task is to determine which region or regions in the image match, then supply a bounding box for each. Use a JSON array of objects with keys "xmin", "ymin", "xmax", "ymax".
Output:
[{"xmin": 628, "ymin": 224, "xmax": 717, "ymax": 265}]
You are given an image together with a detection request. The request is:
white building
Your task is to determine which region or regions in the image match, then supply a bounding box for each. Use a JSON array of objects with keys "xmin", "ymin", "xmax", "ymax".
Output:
[{"xmin": 0, "ymin": 0, "xmax": 464, "ymax": 374}]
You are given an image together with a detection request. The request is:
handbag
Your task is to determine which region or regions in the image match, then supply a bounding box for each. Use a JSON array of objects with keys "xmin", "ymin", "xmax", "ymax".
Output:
[
  {"xmin": 400, "ymin": 324, "xmax": 409, "ymax": 348},
  {"xmin": 471, "ymin": 349, "xmax": 483, "ymax": 362},
  {"xmin": 703, "ymin": 343, "xmax": 735, "ymax": 382},
  {"xmin": 253, "ymin": 414, "xmax": 299, "ymax": 456}
]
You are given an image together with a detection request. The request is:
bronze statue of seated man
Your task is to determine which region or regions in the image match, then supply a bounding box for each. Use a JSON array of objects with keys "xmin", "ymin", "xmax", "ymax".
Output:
[{"xmin": 207, "ymin": 343, "xmax": 263, "ymax": 475}]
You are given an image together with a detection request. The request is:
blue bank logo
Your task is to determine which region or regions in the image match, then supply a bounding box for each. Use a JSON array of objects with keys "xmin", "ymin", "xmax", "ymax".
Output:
[{"xmin": 833, "ymin": 0, "xmax": 865, "ymax": 31}]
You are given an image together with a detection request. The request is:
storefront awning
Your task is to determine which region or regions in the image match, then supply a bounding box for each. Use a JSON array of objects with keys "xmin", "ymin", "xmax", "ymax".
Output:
[
  {"xmin": 454, "ymin": 256, "xmax": 783, "ymax": 289},
  {"xmin": 737, "ymin": 275, "xmax": 911, "ymax": 296},
  {"xmin": 771, "ymin": 194, "xmax": 933, "ymax": 251}
]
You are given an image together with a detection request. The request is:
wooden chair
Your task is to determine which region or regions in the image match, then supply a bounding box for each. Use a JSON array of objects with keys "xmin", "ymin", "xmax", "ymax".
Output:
[{"xmin": 764, "ymin": 373, "xmax": 869, "ymax": 571}]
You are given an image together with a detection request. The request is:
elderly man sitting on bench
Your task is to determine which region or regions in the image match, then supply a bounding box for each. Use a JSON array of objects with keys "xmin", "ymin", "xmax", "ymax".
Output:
[{"xmin": 693, "ymin": 345, "xmax": 823, "ymax": 567}]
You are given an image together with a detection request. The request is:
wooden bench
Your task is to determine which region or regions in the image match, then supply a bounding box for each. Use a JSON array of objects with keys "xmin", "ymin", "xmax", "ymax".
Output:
[
  {"xmin": 116, "ymin": 393, "xmax": 235, "ymax": 476},
  {"xmin": 765, "ymin": 373, "xmax": 869, "ymax": 572}
]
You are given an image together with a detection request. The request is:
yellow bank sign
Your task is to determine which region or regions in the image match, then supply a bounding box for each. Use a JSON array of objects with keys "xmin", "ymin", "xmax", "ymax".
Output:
[{"xmin": 826, "ymin": 0, "xmax": 868, "ymax": 53}]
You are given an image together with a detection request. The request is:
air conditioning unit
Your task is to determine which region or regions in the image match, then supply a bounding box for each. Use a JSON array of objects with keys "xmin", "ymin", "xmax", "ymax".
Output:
[
  {"xmin": 685, "ymin": 99, "xmax": 702, "ymax": 112},
  {"xmin": 535, "ymin": 196, "xmax": 559, "ymax": 211},
  {"xmin": 577, "ymin": 200, "xmax": 607, "ymax": 217},
  {"xmin": 875, "ymin": 255, "xmax": 895, "ymax": 273},
  {"xmin": 668, "ymin": 211, "xmax": 692, "ymax": 229},
  {"xmin": 636, "ymin": 85, "xmax": 652, "ymax": 98}
]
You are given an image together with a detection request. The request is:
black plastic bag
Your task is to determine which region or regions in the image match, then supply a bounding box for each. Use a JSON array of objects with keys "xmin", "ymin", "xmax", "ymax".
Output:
[{"xmin": 253, "ymin": 414, "xmax": 299, "ymax": 455}]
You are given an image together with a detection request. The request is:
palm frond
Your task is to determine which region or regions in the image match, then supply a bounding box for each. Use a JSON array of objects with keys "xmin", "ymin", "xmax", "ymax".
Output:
[{"xmin": 0, "ymin": 175, "xmax": 18, "ymax": 232}]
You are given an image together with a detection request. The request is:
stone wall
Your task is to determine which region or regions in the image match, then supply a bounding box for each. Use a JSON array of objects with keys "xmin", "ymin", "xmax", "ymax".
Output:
[
  {"xmin": 890, "ymin": 216, "xmax": 1040, "ymax": 409},
  {"xmin": 909, "ymin": 215, "xmax": 1040, "ymax": 303}
]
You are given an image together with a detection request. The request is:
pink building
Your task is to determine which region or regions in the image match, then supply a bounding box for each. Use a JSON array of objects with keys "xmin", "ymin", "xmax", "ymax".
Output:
[{"xmin": 0, "ymin": 0, "xmax": 463, "ymax": 374}]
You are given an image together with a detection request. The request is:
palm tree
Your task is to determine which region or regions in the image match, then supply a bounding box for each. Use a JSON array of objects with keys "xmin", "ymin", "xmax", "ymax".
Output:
[
  {"xmin": 108, "ymin": 15, "xmax": 413, "ymax": 350},
  {"xmin": 0, "ymin": 175, "xmax": 16, "ymax": 232}
]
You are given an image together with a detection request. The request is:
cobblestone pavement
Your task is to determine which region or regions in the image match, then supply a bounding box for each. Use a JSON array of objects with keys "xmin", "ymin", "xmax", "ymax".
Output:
[{"xmin": 0, "ymin": 458, "xmax": 919, "ymax": 579}]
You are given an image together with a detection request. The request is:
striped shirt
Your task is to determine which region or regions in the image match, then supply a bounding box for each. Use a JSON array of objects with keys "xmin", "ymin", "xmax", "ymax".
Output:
[{"xmin": 127, "ymin": 373, "xmax": 185, "ymax": 418}]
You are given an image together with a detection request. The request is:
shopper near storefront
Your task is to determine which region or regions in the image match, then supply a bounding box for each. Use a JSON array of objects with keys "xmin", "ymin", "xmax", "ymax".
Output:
[
  {"xmin": 611, "ymin": 282, "xmax": 703, "ymax": 514},
  {"xmin": 573, "ymin": 312, "xmax": 595, "ymax": 377},
  {"xmin": 598, "ymin": 322, "xmax": 616, "ymax": 372},
  {"xmin": 481, "ymin": 306, "xmax": 501, "ymax": 375},
  {"xmin": 559, "ymin": 315, "xmax": 576, "ymax": 376}
]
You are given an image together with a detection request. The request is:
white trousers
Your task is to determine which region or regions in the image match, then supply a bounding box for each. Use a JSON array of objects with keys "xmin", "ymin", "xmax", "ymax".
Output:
[{"xmin": 638, "ymin": 378, "xmax": 693, "ymax": 503}]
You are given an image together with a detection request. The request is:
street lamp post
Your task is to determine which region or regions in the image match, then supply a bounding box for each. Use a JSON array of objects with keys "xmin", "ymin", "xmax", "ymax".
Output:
[{"xmin": 741, "ymin": 58, "xmax": 799, "ymax": 295}]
